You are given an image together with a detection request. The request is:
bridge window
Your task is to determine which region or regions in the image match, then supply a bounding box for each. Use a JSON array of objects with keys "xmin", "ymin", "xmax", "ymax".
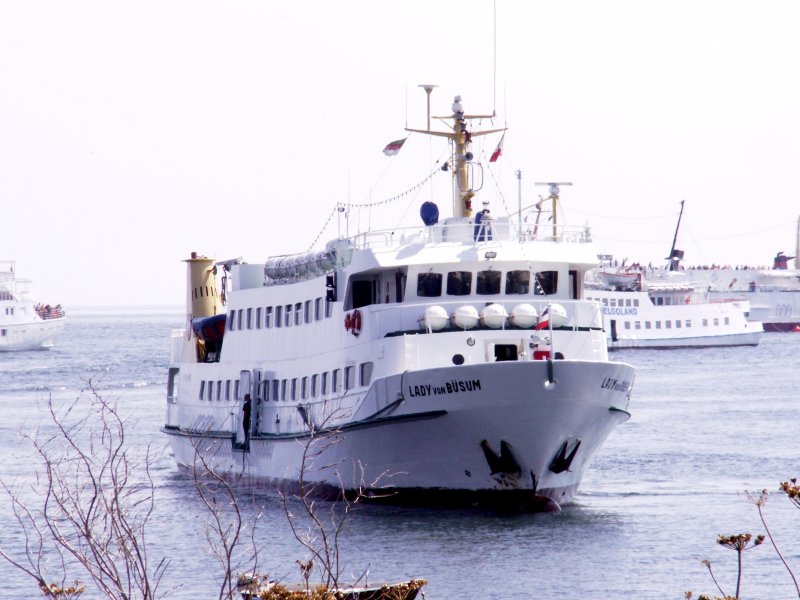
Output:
[
  {"xmin": 505, "ymin": 270, "xmax": 530, "ymax": 294},
  {"xmin": 417, "ymin": 272, "xmax": 442, "ymax": 297},
  {"xmin": 447, "ymin": 271, "xmax": 472, "ymax": 296},
  {"xmin": 534, "ymin": 271, "xmax": 558, "ymax": 295},
  {"xmin": 477, "ymin": 270, "xmax": 501, "ymax": 295},
  {"xmin": 265, "ymin": 307, "xmax": 273, "ymax": 328}
]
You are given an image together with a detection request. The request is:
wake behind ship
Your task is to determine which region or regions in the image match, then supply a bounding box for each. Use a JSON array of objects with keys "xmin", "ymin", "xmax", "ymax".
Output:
[{"xmin": 162, "ymin": 89, "xmax": 635, "ymax": 512}]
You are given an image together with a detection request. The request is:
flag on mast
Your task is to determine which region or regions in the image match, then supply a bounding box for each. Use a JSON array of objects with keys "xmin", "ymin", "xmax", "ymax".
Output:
[
  {"xmin": 489, "ymin": 133, "xmax": 505, "ymax": 162},
  {"xmin": 382, "ymin": 137, "xmax": 407, "ymax": 156}
]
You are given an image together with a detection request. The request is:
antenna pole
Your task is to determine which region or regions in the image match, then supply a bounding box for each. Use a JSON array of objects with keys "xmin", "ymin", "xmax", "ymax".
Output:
[
  {"xmin": 493, "ymin": 0, "xmax": 497, "ymax": 114},
  {"xmin": 668, "ymin": 200, "xmax": 685, "ymax": 271},
  {"xmin": 420, "ymin": 84, "xmax": 436, "ymax": 131},
  {"xmin": 516, "ymin": 169, "xmax": 522, "ymax": 237}
]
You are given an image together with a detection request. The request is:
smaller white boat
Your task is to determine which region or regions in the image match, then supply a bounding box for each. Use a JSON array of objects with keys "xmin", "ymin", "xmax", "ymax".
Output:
[
  {"xmin": 585, "ymin": 267, "xmax": 763, "ymax": 349},
  {"xmin": 0, "ymin": 260, "xmax": 66, "ymax": 351},
  {"xmin": 586, "ymin": 203, "xmax": 763, "ymax": 349}
]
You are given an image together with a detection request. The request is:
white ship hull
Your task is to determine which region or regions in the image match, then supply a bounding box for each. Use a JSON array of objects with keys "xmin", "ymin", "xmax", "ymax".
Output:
[
  {"xmin": 0, "ymin": 260, "xmax": 66, "ymax": 351},
  {"xmin": 585, "ymin": 276, "xmax": 763, "ymax": 349},
  {"xmin": 0, "ymin": 316, "xmax": 66, "ymax": 351},
  {"xmin": 165, "ymin": 360, "xmax": 632, "ymax": 511},
  {"xmin": 163, "ymin": 91, "xmax": 636, "ymax": 512}
]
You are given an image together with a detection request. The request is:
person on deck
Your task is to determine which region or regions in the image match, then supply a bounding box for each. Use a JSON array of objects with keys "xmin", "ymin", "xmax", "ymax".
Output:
[
  {"xmin": 242, "ymin": 394, "xmax": 252, "ymax": 447},
  {"xmin": 473, "ymin": 200, "xmax": 495, "ymax": 241}
]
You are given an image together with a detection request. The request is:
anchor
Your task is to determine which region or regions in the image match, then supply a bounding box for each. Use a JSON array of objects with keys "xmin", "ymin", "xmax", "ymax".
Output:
[
  {"xmin": 549, "ymin": 438, "xmax": 581, "ymax": 474},
  {"xmin": 480, "ymin": 439, "xmax": 521, "ymax": 475}
]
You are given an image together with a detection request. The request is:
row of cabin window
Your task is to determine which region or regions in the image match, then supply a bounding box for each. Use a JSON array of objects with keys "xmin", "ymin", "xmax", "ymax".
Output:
[
  {"xmin": 228, "ymin": 296, "xmax": 333, "ymax": 332},
  {"xmin": 587, "ymin": 297, "xmax": 640, "ymax": 308},
  {"xmin": 199, "ymin": 362, "xmax": 374, "ymax": 402},
  {"xmin": 590, "ymin": 296, "xmax": 694, "ymax": 308},
  {"xmin": 417, "ymin": 269, "xmax": 558, "ymax": 298},
  {"xmin": 622, "ymin": 317, "xmax": 730, "ymax": 330}
]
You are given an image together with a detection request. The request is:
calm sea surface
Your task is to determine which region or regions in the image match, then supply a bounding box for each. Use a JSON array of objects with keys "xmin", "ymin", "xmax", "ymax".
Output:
[{"xmin": 1, "ymin": 307, "xmax": 798, "ymax": 599}]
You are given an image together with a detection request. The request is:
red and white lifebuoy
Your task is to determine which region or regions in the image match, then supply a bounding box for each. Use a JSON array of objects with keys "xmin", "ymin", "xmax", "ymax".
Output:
[{"xmin": 351, "ymin": 309, "xmax": 362, "ymax": 337}]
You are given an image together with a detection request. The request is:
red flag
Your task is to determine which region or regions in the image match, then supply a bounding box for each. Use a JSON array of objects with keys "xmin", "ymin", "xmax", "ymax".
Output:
[
  {"xmin": 382, "ymin": 138, "xmax": 407, "ymax": 156},
  {"xmin": 489, "ymin": 134, "xmax": 505, "ymax": 162}
]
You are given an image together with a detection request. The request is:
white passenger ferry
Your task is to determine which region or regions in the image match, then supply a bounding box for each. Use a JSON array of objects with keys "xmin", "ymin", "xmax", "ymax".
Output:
[
  {"xmin": 0, "ymin": 260, "xmax": 66, "ymax": 351},
  {"xmin": 162, "ymin": 89, "xmax": 635, "ymax": 512},
  {"xmin": 585, "ymin": 262, "xmax": 763, "ymax": 349}
]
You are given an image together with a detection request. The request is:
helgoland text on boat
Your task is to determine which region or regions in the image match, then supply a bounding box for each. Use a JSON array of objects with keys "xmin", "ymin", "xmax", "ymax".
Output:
[{"xmin": 162, "ymin": 87, "xmax": 635, "ymax": 512}]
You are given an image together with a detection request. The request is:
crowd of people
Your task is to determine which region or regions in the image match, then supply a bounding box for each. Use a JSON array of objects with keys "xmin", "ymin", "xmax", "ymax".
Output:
[{"xmin": 35, "ymin": 303, "xmax": 65, "ymax": 320}]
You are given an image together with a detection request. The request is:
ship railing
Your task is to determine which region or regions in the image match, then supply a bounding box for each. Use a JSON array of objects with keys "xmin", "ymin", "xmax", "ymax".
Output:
[{"xmin": 344, "ymin": 218, "xmax": 593, "ymax": 252}]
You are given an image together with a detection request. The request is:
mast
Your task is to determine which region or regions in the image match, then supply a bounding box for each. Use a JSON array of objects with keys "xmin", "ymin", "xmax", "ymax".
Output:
[
  {"xmin": 406, "ymin": 89, "xmax": 505, "ymax": 218},
  {"xmin": 667, "ymin": 200, "xmax": 685, "ymax": 271}
]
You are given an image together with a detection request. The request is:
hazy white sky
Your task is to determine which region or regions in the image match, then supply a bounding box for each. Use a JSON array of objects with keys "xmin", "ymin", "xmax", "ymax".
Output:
[{"xmin": 2, "ymin": 1, "xmax": 798, "ymax": 306}]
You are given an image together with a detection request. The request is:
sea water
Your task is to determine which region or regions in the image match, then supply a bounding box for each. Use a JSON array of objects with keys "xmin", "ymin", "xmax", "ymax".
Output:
[{"xmin": 0, "ymin": 307, "xmax": 798, "ymax": 599}]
